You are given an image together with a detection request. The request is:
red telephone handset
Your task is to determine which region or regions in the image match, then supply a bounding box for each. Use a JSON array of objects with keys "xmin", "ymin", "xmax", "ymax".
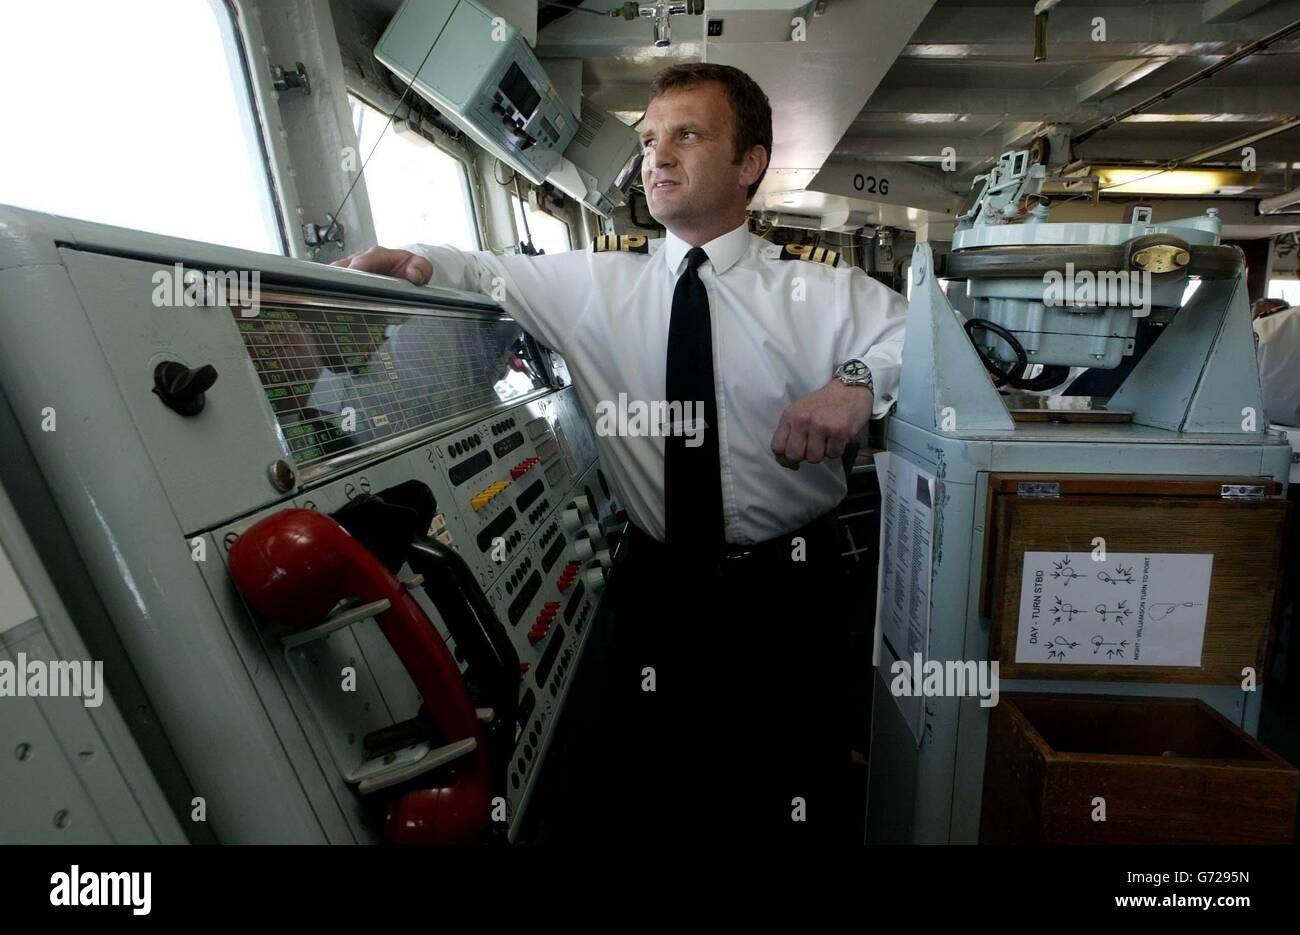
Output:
[{"xmin": 227, "ymin": 508, "xmax": 492, "ymax": 844}]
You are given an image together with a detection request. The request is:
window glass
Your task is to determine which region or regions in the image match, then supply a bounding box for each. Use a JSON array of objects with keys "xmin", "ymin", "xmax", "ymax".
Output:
[
  {"xmin": 511, "ymin": 195, "xmax": 571, "ymax": 255},
  {"xmin": 0, "ymin": 0, "xmax": 282, "ymax": 253},
  {"xmin": 1266, "ymin": 278, "xmax": 1300, "ymax": 306},
  {"xmin": 350, "ymin": 95, "xmax": 480, "ymax": 250}
]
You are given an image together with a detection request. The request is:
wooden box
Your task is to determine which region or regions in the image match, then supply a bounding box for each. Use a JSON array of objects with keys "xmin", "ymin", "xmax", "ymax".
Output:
[{"xmin": 980, "ymin": 694, "xmax": 1299, "ymax": 844}]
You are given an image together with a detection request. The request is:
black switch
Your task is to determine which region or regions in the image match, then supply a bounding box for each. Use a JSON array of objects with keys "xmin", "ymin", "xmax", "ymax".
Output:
[
  {"xmin": 152, "ymin": 361, "xmax": 217, "ymax": 416},
  {"xmin": 707, "ymin": 18, "xmax": 723, "ymax": 37}
]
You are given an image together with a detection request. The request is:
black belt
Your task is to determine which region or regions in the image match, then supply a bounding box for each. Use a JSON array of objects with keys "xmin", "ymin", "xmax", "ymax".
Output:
[{"xmin": 626, "ymin": 512, "xmax": 839, "ymax": 574}]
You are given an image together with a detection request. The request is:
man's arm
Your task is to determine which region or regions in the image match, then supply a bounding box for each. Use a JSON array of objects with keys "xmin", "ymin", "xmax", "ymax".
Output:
[
  {"xmin": 769, "ymin": 269, "xmax": 907, "ymax": 469},
  {"xmin": 332, "ymin": 243, "xmax": 594, "ymax": 356}
]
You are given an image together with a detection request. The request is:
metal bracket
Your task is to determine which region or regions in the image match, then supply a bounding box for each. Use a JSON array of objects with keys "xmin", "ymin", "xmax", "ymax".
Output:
[
  {"xmin": 303, "ymin": 216, "xmax": 344, "ymax": 250},
  {"xmin": 1018, "ymin": 482, "xmax": 1060, "ymax": 499},
  {"xmin": 1221, "ymin": 484, "xmax": 1267, "ymax": 500},
  {"xmin": 271, "ymin": 62, "xmax": 311, "ymax": 95}
]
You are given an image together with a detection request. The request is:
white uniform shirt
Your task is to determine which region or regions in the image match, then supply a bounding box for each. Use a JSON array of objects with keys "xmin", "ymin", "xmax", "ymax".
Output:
[
  {"xmin": 407, "ymin": 223, "xmax": 907, "ymax": 544},
  {"xmin": 1254, "ymin": 306, "xmax": 1300, "ymax": 426}
]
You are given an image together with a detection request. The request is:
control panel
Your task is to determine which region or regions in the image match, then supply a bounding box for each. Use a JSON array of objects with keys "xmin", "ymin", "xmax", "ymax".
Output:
[{"xmin": 0, "ymin": 206, "xmax": 624, "ymax": 844}]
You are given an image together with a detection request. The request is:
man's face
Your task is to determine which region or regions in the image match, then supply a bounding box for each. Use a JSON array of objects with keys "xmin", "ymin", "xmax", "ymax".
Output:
[{"xmin": 638, "ymin": 83, "xmax": 763, "ymax": 229}]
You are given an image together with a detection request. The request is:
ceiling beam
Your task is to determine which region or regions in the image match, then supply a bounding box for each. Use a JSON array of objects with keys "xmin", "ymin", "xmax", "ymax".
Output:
[
  {"xmin": 901, "ymin": 0, "xmax": 1300, "ymax": 57},
  {"xmin": 857, "ymin": 85, "xmax": 1300, "ymax": 120},
  {"xmin": 1203, "ymin": 0, "xmax": 1285, "ymax": 24},
  {"xmin": 832, "ymin": 136, "xmax": 1299, "ymax": 166},
  {"xmin": 1075, "ymin": 58, "xmax": 1172, "ymax": 103}
]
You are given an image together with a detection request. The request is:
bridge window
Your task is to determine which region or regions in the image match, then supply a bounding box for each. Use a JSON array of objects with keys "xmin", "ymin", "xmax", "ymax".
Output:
[
  {"xmin": 511, "ymin": 195, "xmax": 571, "ymax": 255},
  {"xmin": 349, "ymin": 95, "xmax": 480, "ymax": 251},
  {"xmin": 0, "ymin": 0, "xmax": 283, "ymax": 254}
]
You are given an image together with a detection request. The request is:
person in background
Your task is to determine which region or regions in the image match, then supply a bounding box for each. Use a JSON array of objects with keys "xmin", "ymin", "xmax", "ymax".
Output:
[{"xmin": 1253, "ymin": 297, "xmax": 1299, "ymax": 426}]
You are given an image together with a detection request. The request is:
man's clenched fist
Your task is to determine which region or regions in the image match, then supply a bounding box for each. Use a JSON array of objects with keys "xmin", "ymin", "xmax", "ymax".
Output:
[
  {"xmin": 332, "ymin": 245, "xmax": 433, "ymax": 286},
  {"xmin": 770, "ymin": 379, "xmax": 873, "ymax": 470}
]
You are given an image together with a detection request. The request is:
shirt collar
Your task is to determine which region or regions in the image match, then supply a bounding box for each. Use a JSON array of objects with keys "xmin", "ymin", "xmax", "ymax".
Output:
[{"xmin": 663, "ymin": 222, "xmax": 750, "ymax": 277}]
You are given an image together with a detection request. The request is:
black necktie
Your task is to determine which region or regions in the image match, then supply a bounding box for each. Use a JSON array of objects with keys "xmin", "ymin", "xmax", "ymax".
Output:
[{"xmin": 664, "ymin": 247, "xmax": 725, "ymax": 554}]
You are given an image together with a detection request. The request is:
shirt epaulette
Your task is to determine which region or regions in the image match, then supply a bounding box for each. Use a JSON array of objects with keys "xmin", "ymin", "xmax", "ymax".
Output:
[
  {"xmin": 591, "ymin": 234, "xmax": 650, "ymax": 254},
  {"xmin": 774, "ymin": 242, "xmax": 840, "ymax": 268}
]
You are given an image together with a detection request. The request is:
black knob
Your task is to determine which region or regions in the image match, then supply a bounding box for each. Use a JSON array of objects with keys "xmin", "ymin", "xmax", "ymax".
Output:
[{"xmin": 152, "ymin": 361, "xmax": 218, "ymax": 416}]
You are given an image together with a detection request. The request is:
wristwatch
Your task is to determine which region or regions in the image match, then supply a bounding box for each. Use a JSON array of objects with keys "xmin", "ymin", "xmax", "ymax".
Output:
[{"xmin": 834, "ymin": 358, "xmax": 874, "ymax": 392}]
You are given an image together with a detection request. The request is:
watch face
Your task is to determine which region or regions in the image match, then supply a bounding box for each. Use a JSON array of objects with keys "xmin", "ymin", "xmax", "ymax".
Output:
[{"xmin": 841, "ymin": 360, "xmax": 868, "ymax": 379}]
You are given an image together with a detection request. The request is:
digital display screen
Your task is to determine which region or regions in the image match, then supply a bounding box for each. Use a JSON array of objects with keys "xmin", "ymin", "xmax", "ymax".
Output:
[
  {"xmin": 499, "ymin": 62, "xmax": 540, "ymax": 120},
  {"xmin": 233, "ymin": 303, "xmax": 546, "ymax": 470}
]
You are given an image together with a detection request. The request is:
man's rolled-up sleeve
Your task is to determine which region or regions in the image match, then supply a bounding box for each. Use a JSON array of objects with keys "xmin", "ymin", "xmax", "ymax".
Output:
[
  {"xmin": 403, "ymin": 243, "xmax": 594, "ymax": 357},
  {"xmin": 838, "ymin": 269, "xmax": 908, "ymax": 418}
]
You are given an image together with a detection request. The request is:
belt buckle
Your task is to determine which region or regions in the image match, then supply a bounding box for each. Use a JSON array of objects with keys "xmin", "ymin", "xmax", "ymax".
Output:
[{"xmin": 719, "ymin": 545, "xmax": 756, "ymax": 576}]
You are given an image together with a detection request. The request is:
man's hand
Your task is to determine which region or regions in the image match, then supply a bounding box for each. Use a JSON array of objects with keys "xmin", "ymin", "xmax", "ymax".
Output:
[
  {"xmin": 331, "ymin": 246, "xmax": 433, "ymax": 286},
  {"xmin": 770, "ymin": 379, "xmax": 874, "ymax": 470}
]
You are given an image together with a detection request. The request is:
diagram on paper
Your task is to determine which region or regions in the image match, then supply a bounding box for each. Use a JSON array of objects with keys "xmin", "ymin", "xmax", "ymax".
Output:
[{"xmin": 1015, "ymin": 550, "xmax": 1212, "ymax": 666}]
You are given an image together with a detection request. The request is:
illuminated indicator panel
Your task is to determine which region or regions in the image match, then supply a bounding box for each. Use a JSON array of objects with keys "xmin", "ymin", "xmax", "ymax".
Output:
[{"xmin": 234, "ymin": 305, "xmax": 546, "ymax": 468}]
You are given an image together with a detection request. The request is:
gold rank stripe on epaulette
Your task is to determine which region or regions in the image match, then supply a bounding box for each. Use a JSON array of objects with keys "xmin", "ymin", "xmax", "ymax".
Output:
[
  {"xmin": 779, "ymin": 243, "xmax": 839, "ymax": 267},
  {"xmin": 591, "ymin": 234, "xmax": 649, "ymax": 254}
]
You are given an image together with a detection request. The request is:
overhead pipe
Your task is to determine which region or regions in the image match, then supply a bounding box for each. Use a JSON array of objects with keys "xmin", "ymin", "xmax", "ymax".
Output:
[{"xmin": 1259, "ymin": 184, "xmax": 1300, "ymax": 215}]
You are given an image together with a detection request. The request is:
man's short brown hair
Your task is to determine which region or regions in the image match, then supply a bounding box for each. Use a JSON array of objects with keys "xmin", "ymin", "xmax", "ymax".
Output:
[{"xmin": 649, "ymin": 63, "xmax": 772, "ymax": 199}]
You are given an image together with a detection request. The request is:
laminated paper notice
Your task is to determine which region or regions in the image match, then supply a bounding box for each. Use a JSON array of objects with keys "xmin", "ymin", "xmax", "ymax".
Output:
[
  {"xmin": 1015, "ymin": 551, "xmax": 1212, "ymax": 667},
  {"xmin": 873, "ymin": 452, "xmax": 936, "ymax": 743}
]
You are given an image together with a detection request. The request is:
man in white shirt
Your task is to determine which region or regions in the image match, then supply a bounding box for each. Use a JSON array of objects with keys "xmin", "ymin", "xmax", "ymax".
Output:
[
  {"xmin": 1254, "ymin": 300, "xmax": 1300, "ymax": 426},
  {"xmin": 335, "ymin": 63, "xmax": 906, "ymax": 842}
]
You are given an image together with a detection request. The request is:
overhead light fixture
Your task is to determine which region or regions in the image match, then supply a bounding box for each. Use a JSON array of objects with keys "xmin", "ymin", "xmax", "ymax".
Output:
[{"xmin": 1086, "ymin": 166, "xmax": 1262, "ymax": 196}]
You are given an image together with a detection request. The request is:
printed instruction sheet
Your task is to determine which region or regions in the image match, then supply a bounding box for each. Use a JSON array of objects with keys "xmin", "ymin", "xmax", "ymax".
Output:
[
  {"xmin": 1015, "ymin": 550, "xmax": 1213, "ymax": 667},
  {"xmin": 874, "ymin": 451, "xmax": 936, "ymax": 743}
]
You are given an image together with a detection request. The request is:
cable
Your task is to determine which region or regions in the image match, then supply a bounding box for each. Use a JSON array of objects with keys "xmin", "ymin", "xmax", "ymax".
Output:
[
  {"xmin": 323, "ymin": 33, "xmax": 444, "ymax": 247},
  {"xmin": 513, "ymin": 176, "xmax": 538, "ymax": 254},
  {"xmin": 1074, "ymin": 17, "xmax": 1300, "ymax": 145},
  {"xmin": 493, "ymin": 158, "xmax": 518, "ymax": 188}
]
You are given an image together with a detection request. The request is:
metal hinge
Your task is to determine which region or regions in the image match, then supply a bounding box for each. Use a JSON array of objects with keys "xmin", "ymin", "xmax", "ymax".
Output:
[
  {"xmin": 1221, "ymin": 484, "xmax": 1267, "ymax": 500},
  {"xmin": 1018, "ymin": 482, "xmax": 1060, "ymax": 498},
  {"xmin": 271, "ymin": 62, "xmax": 311, "ymax": 95}
]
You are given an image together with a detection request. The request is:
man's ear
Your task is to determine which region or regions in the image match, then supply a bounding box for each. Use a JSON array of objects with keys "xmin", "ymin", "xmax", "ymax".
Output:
[{"xmin": 740, "ymin": 144, "xmax": 769, "ymax": 191}]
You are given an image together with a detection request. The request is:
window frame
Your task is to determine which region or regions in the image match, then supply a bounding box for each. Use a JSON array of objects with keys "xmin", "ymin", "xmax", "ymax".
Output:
[
  {"xmin": 216, "ymin": 0, "xmax": 290, "ymax": 254},
  {"xmin": 510, "ymin": 192, "xmax": 573, "ymax": 254}
]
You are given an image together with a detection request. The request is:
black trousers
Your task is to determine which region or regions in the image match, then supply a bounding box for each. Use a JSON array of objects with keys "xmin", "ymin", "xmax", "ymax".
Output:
[{"xmin": 568, "ymin": 514, "xmax": 855, "ymax": 844}]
